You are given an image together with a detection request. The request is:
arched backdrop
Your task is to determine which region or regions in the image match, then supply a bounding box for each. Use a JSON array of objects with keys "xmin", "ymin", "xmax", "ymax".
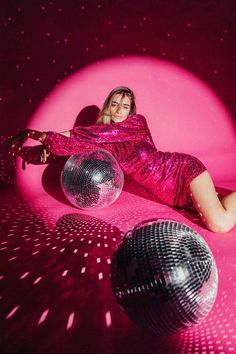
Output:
[{"xmin": 16, "ymin": 56, "xmax": 236, "ymax": 211}]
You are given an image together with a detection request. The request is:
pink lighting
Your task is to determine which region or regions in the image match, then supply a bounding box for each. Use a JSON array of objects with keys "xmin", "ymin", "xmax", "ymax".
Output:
[
  {"xmin": 20, "ymin": 272, "xmax": 30, "ymax": 279},
  {"xmin": 3, "ymin": 57, "xmax": 236, "ymax": 354},
  {"xmin": 66, "ymin": 312, "xmax": 75, "ymax": 330},
  {"xmin": 38, "ymin": 309, "xmax": 50, "ymax": 325},
  {"xmin": 105, "ymin": 311, "xmax": 112, "ymax": 328},
  {"xmin": 5, "ymin": 305, "xmax": 20, "ymax": 320},
  {"xmin": 1, "ymin": 1, "xmax": 236, "ymax": 352},
  {"xmin": 16, "ymin": 56, "xmax": 236, "ymax": 219}
]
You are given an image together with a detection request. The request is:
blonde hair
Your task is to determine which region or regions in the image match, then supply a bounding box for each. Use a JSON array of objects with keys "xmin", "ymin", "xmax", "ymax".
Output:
[{"xmin": 96, "ymin": 86, "xmax": 136, "ymax": 125}]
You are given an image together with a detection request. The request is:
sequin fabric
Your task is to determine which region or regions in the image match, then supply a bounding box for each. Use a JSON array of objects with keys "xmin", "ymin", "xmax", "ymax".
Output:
[{"xmin": 43, "ymin": 114, "xmax": 206, "ymax": 211}]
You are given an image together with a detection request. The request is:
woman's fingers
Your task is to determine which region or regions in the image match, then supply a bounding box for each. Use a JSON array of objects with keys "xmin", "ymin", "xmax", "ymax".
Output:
[
  {"xmin": 9, "ymin": 130, "xmax": 49, "ymax": 162},
  {"xmin": 40, "ymin": 149, "xmax": 45, "ymax": 162},
  {"xmin": 40, "ymin": 148, "xmax": 50, "ymax": 163}
]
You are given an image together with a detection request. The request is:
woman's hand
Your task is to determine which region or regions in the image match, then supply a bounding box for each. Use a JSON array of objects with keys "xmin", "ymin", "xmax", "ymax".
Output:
[
  {"xmin": 8, "ymin": 129, "xmax": 32, "ymax": 157},
  {"xmin": 8, "ymin": 129, "xmax": 46, "ymax": 157}
]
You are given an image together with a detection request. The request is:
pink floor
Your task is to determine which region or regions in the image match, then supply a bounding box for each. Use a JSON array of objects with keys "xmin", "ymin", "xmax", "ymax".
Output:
[{"xmin": 0, "ymin": 164, "xmax": 235, "ymax": 353}]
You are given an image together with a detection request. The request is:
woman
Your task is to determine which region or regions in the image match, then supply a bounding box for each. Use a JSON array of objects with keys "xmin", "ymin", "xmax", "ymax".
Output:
[{"xmin": 9, "ymin": 86, "xmax": 236, "ymax": 233}]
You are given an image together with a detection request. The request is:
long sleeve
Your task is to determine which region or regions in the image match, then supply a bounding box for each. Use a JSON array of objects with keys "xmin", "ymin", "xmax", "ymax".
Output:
[
  {"xmin": 72, "ymin": 114, "xmax": 149, "ymax": 143},
  {"xmin": 43, "ymin": 132, "xmax": 92, "ymax": 156},
  {"xmin": 43, "ymin": 114, "xmax": 150, "ymax": 156}
]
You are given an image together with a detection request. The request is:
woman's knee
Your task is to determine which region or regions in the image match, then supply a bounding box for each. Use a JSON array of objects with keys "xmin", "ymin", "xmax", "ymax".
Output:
[{"xmin": 206, "ymin": 214, "xmax": 235, "ymax": 233}]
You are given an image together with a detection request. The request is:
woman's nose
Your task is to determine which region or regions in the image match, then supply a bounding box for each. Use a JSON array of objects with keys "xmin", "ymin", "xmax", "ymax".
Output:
[{"xmin": 117, "ymin": 105, "xmax": 122, "ymax": 113}]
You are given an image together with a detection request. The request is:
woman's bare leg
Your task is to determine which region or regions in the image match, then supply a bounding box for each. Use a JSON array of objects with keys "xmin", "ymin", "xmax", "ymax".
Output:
[{"xmin": 189, "ymin": 171, "xmax": 236, "ymax": 233}]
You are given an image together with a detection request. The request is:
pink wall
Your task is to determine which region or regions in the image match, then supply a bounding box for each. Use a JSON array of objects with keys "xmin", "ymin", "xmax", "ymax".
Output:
[{"xmin": 0, "ymin": 1, "xmax": 236, "ymax": 137}]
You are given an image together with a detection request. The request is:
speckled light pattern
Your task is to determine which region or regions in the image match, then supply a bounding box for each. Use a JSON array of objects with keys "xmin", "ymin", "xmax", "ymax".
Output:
[
  {"xmin": 0, "ymin": 1, "xmax": 236, "ymax": 353},
  {"xmin": 0, "ymin": 188, "xmax": 235, "ymax": 354}
]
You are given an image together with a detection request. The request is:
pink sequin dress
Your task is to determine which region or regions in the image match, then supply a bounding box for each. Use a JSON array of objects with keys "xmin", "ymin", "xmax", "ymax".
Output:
[{"xmin": 43, "ymin": 114, "xmax": 206, "ymax": 211}]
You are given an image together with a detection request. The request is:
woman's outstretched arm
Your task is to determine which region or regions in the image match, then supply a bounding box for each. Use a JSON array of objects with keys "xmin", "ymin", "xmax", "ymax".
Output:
[
  {"xmin": 71, "ymin": 114, "xmax": 148, "ymax": 143},
  {"xmin": 42, "ymin": 114, "xmax": 150, "ymax": 156},
  {"xmin": 8, "ymin": 129, "xmax": 71, "ymax": 162},
  {"xmin": 9, "ymin": 114, "xmax": 150, "ymax": 160}
]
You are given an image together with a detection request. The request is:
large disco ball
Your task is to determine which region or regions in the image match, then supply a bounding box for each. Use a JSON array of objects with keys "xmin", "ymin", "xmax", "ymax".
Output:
[
  {"xmin": 111, "ymin": 219, "xmax": 218, "ymax": 334},
  {"xmin": 61, "ymin": 149, "xmax": 124, "ymax": 210}
]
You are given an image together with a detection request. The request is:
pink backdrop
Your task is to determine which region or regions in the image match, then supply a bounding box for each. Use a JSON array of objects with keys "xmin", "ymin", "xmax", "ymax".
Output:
[
  {"xmin": 0, "ymin": 2, "xmax": 236, "ymax": 354},
  {"xmin": 17, "ymin": 56, "xmax": 236, "ymax": 207}
]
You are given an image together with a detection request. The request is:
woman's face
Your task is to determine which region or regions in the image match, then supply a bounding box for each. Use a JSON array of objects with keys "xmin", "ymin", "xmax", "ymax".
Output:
[{"xmin": 109, "ymin": 94, "xmax": 131, "ymax": 123}]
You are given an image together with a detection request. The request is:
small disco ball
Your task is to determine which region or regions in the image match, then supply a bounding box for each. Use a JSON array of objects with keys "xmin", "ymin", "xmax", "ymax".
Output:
[
  {"xmin": 111, "ymin": 219, "xmax": 218, "ymax": 334},
  {"xmin": 61, "ymin": 149, "xmax": 124, "ymax": 210}
]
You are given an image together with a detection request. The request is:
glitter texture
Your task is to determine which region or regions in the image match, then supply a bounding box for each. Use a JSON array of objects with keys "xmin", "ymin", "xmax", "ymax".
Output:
[{"xmin": 43, "ymin": 114, "xmax": 206, "ymax": 210}]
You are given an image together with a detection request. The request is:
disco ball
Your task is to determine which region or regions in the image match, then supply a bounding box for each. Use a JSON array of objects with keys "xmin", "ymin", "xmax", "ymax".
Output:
[
  {"xmin": 61, "ymin": 149, "xmax": 124, "ymax": 210},
  {"xmin": 111, "ymin": 219, "xmax": 218, "ymax": 334}
]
